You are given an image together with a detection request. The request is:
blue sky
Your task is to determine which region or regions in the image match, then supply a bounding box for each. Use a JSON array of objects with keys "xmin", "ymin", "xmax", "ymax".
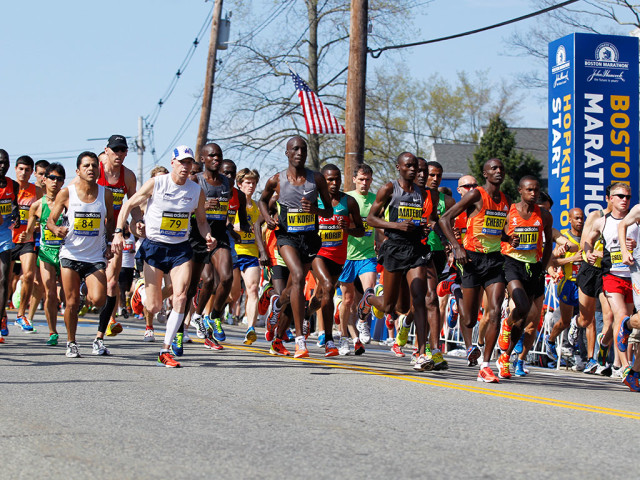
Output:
[{"xmin": 1, "ymin": 0, "xmax": 622, "ymax": 183}]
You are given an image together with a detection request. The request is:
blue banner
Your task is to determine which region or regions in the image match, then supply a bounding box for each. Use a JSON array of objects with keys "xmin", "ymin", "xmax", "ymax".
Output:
[{"xmin": 548, "ymin": 33, "xmax": 639, "ymax": 232}]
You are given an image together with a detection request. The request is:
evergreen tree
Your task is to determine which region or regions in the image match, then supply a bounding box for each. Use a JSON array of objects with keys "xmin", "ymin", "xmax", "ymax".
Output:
[{"xmin": 469, "ymin": 115, "xmax": 542, "ymax": 201}]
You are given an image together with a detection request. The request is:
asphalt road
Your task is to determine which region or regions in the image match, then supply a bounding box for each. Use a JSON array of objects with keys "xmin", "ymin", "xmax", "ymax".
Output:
[{"xmin": 2, "ymin": 312, "xmax": 640, "ymax": 479}]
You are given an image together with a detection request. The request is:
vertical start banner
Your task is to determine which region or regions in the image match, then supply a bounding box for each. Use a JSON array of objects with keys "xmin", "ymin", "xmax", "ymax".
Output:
[{"xmin": 548, "ymin": 33, "xmax": 639, "ymax": 233}]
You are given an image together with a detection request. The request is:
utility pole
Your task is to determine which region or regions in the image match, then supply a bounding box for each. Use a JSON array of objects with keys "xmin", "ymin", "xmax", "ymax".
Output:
[
  {"xmin": 137, "ymin": 116, "xmax": 144, "ymax": 189},
  {"xmin": 196, "ymin": 0, "xmax": 224, "ymax": 159},
  {"xmin": 343, "ymin": 0, "xmax": 368, "ymax": 191}
]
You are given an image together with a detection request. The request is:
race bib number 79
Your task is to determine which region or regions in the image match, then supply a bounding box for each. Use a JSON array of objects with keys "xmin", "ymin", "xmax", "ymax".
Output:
[{"xmin": 160, "ymin": 211, "xmax": 189, "ymax": 237}]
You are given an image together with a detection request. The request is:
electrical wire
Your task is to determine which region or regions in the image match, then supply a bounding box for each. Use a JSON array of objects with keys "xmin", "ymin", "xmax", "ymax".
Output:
[{"xmin": 368, "ymin": 0, "xmax": 580, "ymax": 58}]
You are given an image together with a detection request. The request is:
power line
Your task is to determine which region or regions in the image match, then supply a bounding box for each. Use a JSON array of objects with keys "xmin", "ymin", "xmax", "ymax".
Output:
[{"xmin": 368, "ymin": 0, "xmax": 580, "ymax": 58}]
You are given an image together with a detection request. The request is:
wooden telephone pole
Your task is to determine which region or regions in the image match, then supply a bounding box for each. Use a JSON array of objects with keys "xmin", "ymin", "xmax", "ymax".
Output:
[
  {"xmin": 196, "ymin": 0, "xmax": 224, "ymax": 160},
  {"xmin": 343, "ymin": 0, "xmax": 368, "ymax": 191}
]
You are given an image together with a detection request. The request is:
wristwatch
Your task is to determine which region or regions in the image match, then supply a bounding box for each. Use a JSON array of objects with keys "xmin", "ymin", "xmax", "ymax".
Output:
[{"xmin": 114, "ymin": 228, "xmax": 123, "ymax": 234}]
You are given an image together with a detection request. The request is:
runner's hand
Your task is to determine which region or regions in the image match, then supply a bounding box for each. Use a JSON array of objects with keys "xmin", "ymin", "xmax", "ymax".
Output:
[
  {"xmin": 395, "ymin": 219, "xmax": 415, "ymax": 232},
  {"xmin": 55, "ymin": 226, "xmax": 69, "ymax": 239},
  {"xmin": 134, "ymin": 220, "xmax": 146, "ymax": 238},
  {"xmin": 111, "ymin": 235, "xmax": 124, "ymax": 255},
  {"xmin": 205, "ymin": 198, "xmax": 220, "ymax": 210},
  {"xmin": 300, "ymin": 197, "xmax": 317, "ymax": 214},
  {"xmin": 206, "ymin": 233, "xmax": 217, "ymax": 252},
  {"xmin": 509, "ymin": 235, "xmax": 520, "ymax": 248},
  {"xmin": 623, "ymin": 250, "xmax": 635, "ymax": 266},
  {"xmin": 265, "ymin": 215, "xmax": 278, "ymax": 230},
  {"xmin": 452, "ymin": 244, "xmax": 468, "ymax": 265},
  {"xmin": 259, "ymin": 251, "xmax": 271, "ymax": 267},
  {"xmin": 18, "ymin": 232, "xmax": 26, "ymax": 243}
]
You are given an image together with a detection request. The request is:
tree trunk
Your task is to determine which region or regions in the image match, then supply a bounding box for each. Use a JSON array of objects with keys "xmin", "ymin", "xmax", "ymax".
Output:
[{"xmin": 306, "ymin": 0, "xmax": 321, "ymax": 170}]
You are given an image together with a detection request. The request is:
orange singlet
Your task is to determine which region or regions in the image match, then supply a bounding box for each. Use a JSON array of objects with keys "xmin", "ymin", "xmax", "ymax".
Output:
[
  {"xmin": 463, "ymin": 187, "xmax": 509, "ymax": 254},
  {"xmin": 454, "ymin": 212, "xmax": 467, "ymax": 246},
  {"xmin": 501, "ymin": 204, "xmax": 544, "ymax": 263},
  {"xmin": 13, "ymin": 183, "xmax": 36, "ymax": 244}
]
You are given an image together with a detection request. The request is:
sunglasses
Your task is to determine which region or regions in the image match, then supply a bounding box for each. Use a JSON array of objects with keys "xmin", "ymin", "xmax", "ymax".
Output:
[
  {"xmin": 612, "ymin": 193, "xmax": 631, "ymax": 200},
  {"xmin": 48, "ymin": 175, "xmax": 65, "ymax": 182},
  {"xmin": 111, "ymin": 147, "xmax": 127, "ymax": 153},
  {"xmin": 460, "ymin": 183, "xmax": 478, "ymax": 189}
]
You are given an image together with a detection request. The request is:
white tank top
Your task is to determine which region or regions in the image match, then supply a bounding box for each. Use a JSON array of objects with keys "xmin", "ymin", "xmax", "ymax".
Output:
[
  {"xmin": 121, "ymin": 235, "xmax": 136, "ymax": 268},
  {"xmin": 60, "ymin": 184, "xmax": 107, "ymax": 263},
  {"xmin": 144, "ymin": 174, "xmax": 201, "ymax": 244},
  {"xmin": 602, "ymin": 213, "xmax": 638, "ymax": 278}
]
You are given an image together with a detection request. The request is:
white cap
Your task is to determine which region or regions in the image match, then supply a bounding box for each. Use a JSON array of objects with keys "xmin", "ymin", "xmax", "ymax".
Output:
[{"xmin": 172, "ymin": 145, "xmax": 195, "ymax": 161}]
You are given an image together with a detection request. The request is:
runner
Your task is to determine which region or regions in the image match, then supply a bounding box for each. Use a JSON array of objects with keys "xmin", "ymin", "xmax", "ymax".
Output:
[
  {"xmin": 357, "ymin": 152, "xmax": 433, "ymax": 371},
  {"xmin": 11, "ymin": 155, "xmax": 43, "ymax": 331},
  {"xmin": 258, "ymin": 136, "xmax": 333, "ymax": 358},
  {"xmin": 46, "ymin": 152, "xmax": 115, "ymax": 357},
  {"xmin": 439, "ymin": 158, "xmax": 511, "ymax": 383},
  {"xmin": 113, "ymin": 145, "xmax": 214, "ymax": 367},
  {"xmin": 0, "ymin": 149, "xmax": 19, "ymax": 343},
  {"xmin": 338, "ymin": 163, "xmax": 378, "ymax": 355},
  {"xmin": 22, "ymin": 163, "xmax": 66, "ymax": 346},
  {"xmin": 496, "ymin": 176, "xmax": 553, "ymax": 379}
]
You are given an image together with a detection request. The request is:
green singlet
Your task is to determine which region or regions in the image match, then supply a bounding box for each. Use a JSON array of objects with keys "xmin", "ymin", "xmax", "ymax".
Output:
[{"xmin": 346, "ymin": 190, "xmax": 376, "ymax": 261}]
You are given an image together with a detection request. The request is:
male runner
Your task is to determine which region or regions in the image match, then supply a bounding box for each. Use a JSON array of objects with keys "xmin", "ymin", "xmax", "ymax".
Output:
[
  {"xmin": 496, "ymin": 176, "xmax": 553, "ymax": 379},
  {"xmin": 258, "ymin": 136, "xmax": 333, "ymax": 358},
  {"xmin": 113, "ymin": 145, "xmax": 213, "ymax": 367},
  {"xmin": 47, "ymin": 152, "xmax": 115, "ymax": 357},
  {"xmin": 22, "ymin": 163, "xmax": 66, "ymax": 346},
  {"xmin": 439, "ymin": 158, "xmax": 511, "ymax": 383},
  {"xmin": 0, "ymin": 149, "xmax": 19, "ymax": 343}
]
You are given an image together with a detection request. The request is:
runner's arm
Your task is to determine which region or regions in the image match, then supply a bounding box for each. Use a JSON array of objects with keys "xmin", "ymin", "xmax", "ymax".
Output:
[
  {"xmin": 194, "ymin": 190, "xmax": 215, "ymax": 250},
  {"xmin": 104, "ymin": 189, "xmax": 115, "ymax": 245},
  {"xmin": 20, "ymin": 200, "xmax": 41, "ymax": 243},
  {"xmin": 124, "ymin": 167, "xmax": 143, "ymax": 224},
  {"xmin": 46, "ymin": 188, "xmax": 69, "ymax": 238},
  {"xmin": 258, "ymin": 174, "xmax": 279, "ymax": 230},
  {"xmin": 309, "ymin": 172, "xmax": 333, "ymax": 219},
  {"xmin": 112, "ymin": 178, "xmax": 155, "ymax": 253},
  {"xmin": 439, "ymin": 188, "xmax": 481, "ymax": 264},
  {"xmin": 254, "ymin": 213, "xmax": 271, "ymax": 267},
  {"xmin": 346, "ymin": 196, "xmax": 365, "ymax": 237},
  {"xmin": 366, "ymin": 182, "xmax": 402, "ymax": 231},
  {"xmin": 619, "ymin": 204, "xmax": 640, "ymax": 265}
]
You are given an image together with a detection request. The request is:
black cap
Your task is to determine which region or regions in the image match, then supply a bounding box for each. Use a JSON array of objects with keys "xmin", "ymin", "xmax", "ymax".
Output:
[{"xmin": 107, "ymin": 135, "xmax": 128, "ymax": 149}]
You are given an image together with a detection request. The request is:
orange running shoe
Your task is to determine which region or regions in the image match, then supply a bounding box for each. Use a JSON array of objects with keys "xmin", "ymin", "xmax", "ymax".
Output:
[
  {"xmin": 270, "ymin": 338, "xmax": 291, "ymax": 356},
  {"xmin": 131, "ymin": 279, "xmax": 145, "ymax": 316},
  {"xmin": 0, "ymin": 335, "xmax": 4, "ymax": 344},
  {"xmin": 157, "ymin": 351, "xmax": 181, "ymax": 368},
  {"xmin": 294, "ymin": 338, "xmax": 309, "ymax": 358},
  {"xmin": 265, "ymin": 295, "xmax": 280, "ymax": 342},
  {"xmin": 391, "ymin": 343, "xmax": 405, "ymax": 357},
  {"xmin": 477, "ymin": 366, "xmax": 499, "ymax": 383},
  {"xmin": 496, "ymin": 353, "xmax": 512, "ymax": 379},
  {"xmin": 334, "ymin": 300, "xmax": 341, "ymax": 325},
  {"xmin": 106, "ymin": 320, "xmax": 123, "ymax": 336},
  {"xmin": 498, "ymin": 320, "xmax": 511, "ymax": 351},
  {"xmin": 204, "ymin": 336, "xmax": 224, "ymax": 350},
  {"xmin": 325, "ymin": 340, "xmax": 339, "ymax": 357}
]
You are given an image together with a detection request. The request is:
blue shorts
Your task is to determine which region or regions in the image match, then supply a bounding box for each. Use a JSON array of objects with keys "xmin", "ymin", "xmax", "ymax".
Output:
[
  {"xmin": 557, "ymin": 278, "xmax": 579, "ymax": 307},
  {"xmin": 137, "ymin": 239, "xmax": 192, "ymax": 274},
  {"xmin": 235, "ymin": 254, "xmax": 259, "ymax": 272},
  {"xmin": 338, "ymin": 257, "xmax": 377, "ymax": 284}
]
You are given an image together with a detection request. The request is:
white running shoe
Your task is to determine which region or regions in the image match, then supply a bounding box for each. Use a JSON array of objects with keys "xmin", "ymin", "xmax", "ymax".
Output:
[
  {"xmin": 92, "ymin": 338, "xmax": 110, "ymax": 356},
  {"xmin": 143, "ymin": 328, "xmax": 155, "ymax": 342},
  {"xmin": 339, "ymin": 336, "xmax": 351, "ymax": 355},
  {"xmin": 66, "ymin": 342, "xmax": 81, "ymax": 358},
  {"xmin": 357, "ymin": 320, "xmax": 371, "ymax": 344},
  {"xmin": 193, "ymin": 314, "xmax": 207, "ymax": 339}
]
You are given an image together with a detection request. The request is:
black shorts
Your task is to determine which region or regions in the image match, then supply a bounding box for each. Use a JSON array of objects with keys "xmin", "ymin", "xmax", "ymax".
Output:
[
  {"xmin": 576, "ymin": 261, "xmax": 602, "ymax": 298},
  {"xmin": 60, "ymin": 258, "xmax": 106, "ymax": 279},
  {"xmin": 12, "ymin": 242, "xmax": 36, "ymax": 262},
  {"xmin": 503, "ymin": 256, "xmax": 545, "ymax": 298},
  {"xmin": 431, "ymin": 250, "xmax": 448, "ymax": 279},
  {"xmin": 458, "ymin": 250, "xmax": 505, "ymax": 289},
  {"xmin": 377, "ymin": 240, "xmax": 430, "ymax": 273},
  {"xmin": 276, "ymin": 232, "xmax": 321, "ymax": 265},
  {"xmin": 189, "ymin": 232, "xmax": 230, "ymax": 264},
  {"xmin": 137, "ymin": 239, "xmax": 193, "ymax": 274},
  {"xmin": 271, "ymin": 264, "xmax": 290, "ymax": 282},
  {"xmin": 315, "ymin": 255, "xmax": 343, "ymax": 277},
  {"xmin": 118, "ymin": 267, "xmax": 135, "ymax": 291}
]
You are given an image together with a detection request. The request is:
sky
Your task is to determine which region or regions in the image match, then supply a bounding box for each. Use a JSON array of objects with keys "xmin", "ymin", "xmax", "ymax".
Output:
[{"xmin": 0, "ymin": 0, "xmax": 627, "ymax": 185}]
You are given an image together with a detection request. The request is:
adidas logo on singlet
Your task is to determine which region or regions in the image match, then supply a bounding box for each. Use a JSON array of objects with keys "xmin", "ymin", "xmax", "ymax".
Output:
[{"xmin": 534, "ymin": 220, "xmax": 540, "ymax": 226}]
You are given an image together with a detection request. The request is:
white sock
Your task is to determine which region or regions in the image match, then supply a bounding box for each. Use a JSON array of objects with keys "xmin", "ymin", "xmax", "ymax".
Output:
[
  {"xmin": 482, "ymin": 361, "xmax": 489, "ymax": 369},
  {"xmin": 403, "ymin": 317, "xmax": 411, "ymax": 328},
  {"xmin": 164, "ymin": 310, "xmax": 185, "ymax": 346}
]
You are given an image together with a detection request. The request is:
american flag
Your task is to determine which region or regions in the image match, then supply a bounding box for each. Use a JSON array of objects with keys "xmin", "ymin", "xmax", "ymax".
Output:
[{"xmin": 289, "ymin": 68, "xmax": 345, "ymax": 135}]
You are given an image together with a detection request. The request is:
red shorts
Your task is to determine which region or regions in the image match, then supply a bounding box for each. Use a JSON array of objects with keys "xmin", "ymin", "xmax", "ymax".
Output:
[{"xmin": 603, "ymin": 274, "xmax": 633, "ymax": 304}]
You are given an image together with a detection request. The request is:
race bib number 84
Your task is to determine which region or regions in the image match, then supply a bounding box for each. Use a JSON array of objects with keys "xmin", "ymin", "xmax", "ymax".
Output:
[{"xmin": 73, "ymin": 212, "xmax": 100, "ymax": 237}]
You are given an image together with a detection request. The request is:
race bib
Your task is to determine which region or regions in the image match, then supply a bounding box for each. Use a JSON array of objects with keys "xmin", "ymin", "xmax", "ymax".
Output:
[
  {"xmin": 514, "ymin": 226, "xmax": 538, "ymax": 250},
  {"xmin": 320, "ymin": 224, "xmax": 344, "ymax": 247},
  {"xmin": 239, "ymin": 230, "xmax": 255, "ymax": 244},
  {"xmin": 19, "ymin": 206, "xmax": 29, "ymax": 225},
  {"xmin": 160, "ymin": 211, "xmax": 189, "ymax": 237},
  {"xmin": 286, "ymin": 209, "xmax": 316, "ymax": 233},
  {"xmin": 73, "ymin": 212, "xmax": 100, "ymax": 237},
  {"xmin": 363, "ymin": 220, "xmax": 373, "ymax": 237},
  {"xmin": 610, "ymin": 247, "xmax": 624, "ymax": 267},
  {"xmin": 206, "ymin": 198, "xmax": 229, "ymax": 221},
  {"xmin": 42, "ymin": 228, "xmax": 63, "ymax": 246},
  {"xmin": 0, "ymin": 199, "xmax": 11, "ymax": 217},
  {"xmin": 110, "ymin": 187, "xmax": 125, "ymax": 210},
  {"xmin": 123, "ymin": 242, "xmax": 134, "ymax": 252},
  {"xmin": 482, "ymin": 210, "xmax": 507, "ymax": 236},
  {"xmin": 397, "ymin": 202, "xmax": 422, "ymax": 226}
]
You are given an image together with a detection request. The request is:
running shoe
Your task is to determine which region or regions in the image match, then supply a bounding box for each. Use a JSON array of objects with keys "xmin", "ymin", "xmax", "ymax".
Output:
[
  {"xmin": 567, "ymin": 315, "xmax": 579, "ymax": 346},
  {"xmin": 46, "ymin": 333, "xmax": 59, "ymax": 346},
  {"xmin": 356, "ymin": 287, "xmax": 374, "ymax": 320},
  {"xmin": 317, "ymin": 331, "xmax": 326, "ymax": 347},
  {"xmin": 385, "ymin": 314, "xmax": 395, "ymax": 330},
  {"xmin": 210, "ymin": 318, "xmax": 226, "ymax": 342},
  {"xmin": 572, "ymin": 354, "xmax": 586, "ymax": 372},
  {"xmin": 0, "ymin": 335, "xmax": 4, "ymax": 344},
  {"xmin": 258, "ymin": 282, "xmax": 273, "ymax": 316},
  {"xmin": 265, "ymin": 295, "xmax": 280, "ymax": 342},
  {"xmin": 66, "ymin": 341, "xmax": 81, "ymax": 358},
  {"xmin": 623, "ymin": 370, "xmax": 640, "ymax": 392},
  {"xmin": 131, "ymin": 279, "xmax": 145, "ymax": 315},
  {"xmin": 544, "ymin": 334, "xmax": 558, "ymax": 361},
  {"xmin": 617, "ymin": 316, "xmax": 632, "ymax": 353},
  {"xmin": 413, "ymin": 354, "xmax": 433, "ymax": 371},
  {"xmin": 436, "ymin": 276, "xmax": 455, "ymax": 297},
  {"xmin": 243, "ymin": 327, "xmax": 257, "ymax": 345},
  {"xmin": 325, "ymin": 340, "xmax": 339, "ymax": 357},
  {"xmin": 466, "ymin": 345, "xmax": 481, "ymax": 367},
  {"xmin": 596, "ymin": 364, "xmax": 612, "ymax": 377},
  {"xmin": 433, "ymin": 350, "xmax": 448, "ymax": 371},
  {"xmin": 612, "ymin": 366, "xmax": 624, "ymax": 379},
  {"xmin": 498, "ymin": 320, "xmax": 511, "ymax": 352},
  {"xmin": 78, "ymin": 305, "xmax": 89, "ymax": 317},
  {"xmin": 396, "ymin": 324, "xmax": 410, "ymax": 347},
  {"xmin": 391, "ymin": 343, "xmax": 405, "ymax": 357},
  {"xmin": 143, "ymin": 327, "xmax": 155, "ymax": 342},
  {"xmin": 622, "ymin": 366, "xmax": 631, "ymax": 382},
  {"xmin": 0, "ymin": 314, "xmax": 7, "ymax": 336},
  {"xmin": 356, "ymin": 319, "xmax": 371, "ymax": 344},
  {"xmin": 446, "ymin": 296, "xmax": 458, "ymax": 329},
  {"xmin": 477, "ymin": 366, "xmax": 499, "ymax": 383},
  {"xmin": 270, "ymin": 338, "xmax": 291, "ymax": 356},
  {"xmin": 157, "ymin": 351, "xmax": 181, "ymax": 368},
  {"xmin": 183, "ymin": 331, "xmax": 193, "ymax": 343},
  {"xmin": 171, "ymin": 333, "xmax": 184, "ymax": 357},
  {"xmin": 371, "ymin": 284, "xmax": 384, "ymax": 319},
  {"xmin": 106, "ymin": 320, "xmax": 123, "ymax": 337},
  {"xmin": 354, "ymin": 339, "xmax": 365, "ymax": 355},
  {"xmin": 513, "ymin": 359, "xmax": 528, "ymax": 376},
  {"xmin": 283, "ymin": 329, "xmax": 295, "ymax": 343},
  {"xmin": 193, "ymin": 315, "xmax": 207, "ymax": 339},
  {"xmin": 597, "ymin": 333, "xmax": 609, "ymax": 366},
  {"xmin": 339, "ymin": 337, "xmax": 351, "ymax": 356},
  {"xmin": 204, "ymin": 335, "xmax": 223, "ymax": 350},
  {"xmin": 15, "ymin": 315, "xmax": 33, "ymax": 332},
  {"xmin": 294, "ymin": 337, "xmax": 309, "ymax": 358},
  {"xmin": 513, "ymin": 334, "xmax": 524, "ymax": 355},
  {"xmin": 583, "ymin": 358, "xmax": 598, "ymax": 374},
  {"xmin": 496, "ymin": 352, "xmax": 511, "ymax": 379},
  {"xmin": 92, "ymin": 338, "xmax": 110, "ymax": 356},
  {"xmin": 410, "ymin": 348, "xmax": 419, "ymax": 365},
  {"xmin": 334, "ymin": 299, "xmax": 341, "ymax": 325}
]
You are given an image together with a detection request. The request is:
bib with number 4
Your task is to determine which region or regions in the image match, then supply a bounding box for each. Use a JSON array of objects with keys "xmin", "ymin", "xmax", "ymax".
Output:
[{"xmin": 74, "ymin": 212, "xmax": 100, "ymax": 237}]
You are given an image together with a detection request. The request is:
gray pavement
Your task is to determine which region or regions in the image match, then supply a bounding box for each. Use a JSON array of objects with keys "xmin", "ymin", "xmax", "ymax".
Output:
[{"xmin": 2, "ymin": 312, "xmax": 640, "ymax": 479}]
